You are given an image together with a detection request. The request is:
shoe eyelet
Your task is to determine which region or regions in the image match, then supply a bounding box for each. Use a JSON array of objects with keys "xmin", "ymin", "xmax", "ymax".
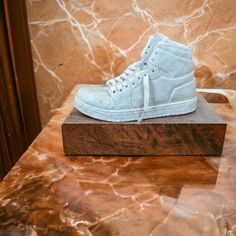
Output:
[
  {"xmin": 148, "ymin": 46, "xmax": 150, "ymax": 48},
  {"xmin": 145, "ymin": 52, "xmax": 148, "ymax": 54},
  {"xmin": 113, "ymin": 91, "xmax": 116, "ymax": 93},
  {"xmin": 125, "ymin": 85, "xmax": 128, "ymax": 88},
  {"xmin": 144, "ymin": 62, "xmax": 147, "ymax": 65},
  {"xmin": 152, "ymin": 70, "xmax": 155, "ymax": 73},
  {"xmin": 138, "ymin": 77, "xmax": 140, "ymax": 80},
  {"xmin": 120, "ymin": 89, "xmax": 122, "ymax": 92},
  {"xmin": 132, "ymin": 82, "xmax": 135, "ymax": 85}
]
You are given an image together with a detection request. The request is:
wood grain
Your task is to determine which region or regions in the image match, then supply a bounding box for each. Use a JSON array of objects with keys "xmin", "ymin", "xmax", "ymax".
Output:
[{"xmin": 0, "ymin": 0, "xmax": 41, "ymax": 179}]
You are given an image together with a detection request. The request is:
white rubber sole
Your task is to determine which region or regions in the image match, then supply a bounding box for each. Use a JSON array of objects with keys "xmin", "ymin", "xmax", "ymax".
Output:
[{"xmin": 74, "ymin": 96, "xmax": 197, "ymax": 122}]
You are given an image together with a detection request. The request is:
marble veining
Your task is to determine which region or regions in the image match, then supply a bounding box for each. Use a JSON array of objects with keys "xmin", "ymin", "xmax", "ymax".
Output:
[
  {"xmin": 0, "ymin": 87, "xmax": 236, "ymax": 235},
  {"xmin": 26, "ymin": 0, "xmax": 236, "ymax": 126}
]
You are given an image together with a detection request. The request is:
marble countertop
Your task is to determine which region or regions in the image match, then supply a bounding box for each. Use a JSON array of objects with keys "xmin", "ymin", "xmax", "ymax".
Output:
[{"xmin": 0, "ymin": 88, "xmax": 236, "ymax": 236}]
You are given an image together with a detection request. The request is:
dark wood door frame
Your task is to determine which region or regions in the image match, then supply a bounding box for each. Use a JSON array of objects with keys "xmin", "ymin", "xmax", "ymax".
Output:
[{"xmin": 0, "ymin": 0, "xmax": 41, "ymax": 179}]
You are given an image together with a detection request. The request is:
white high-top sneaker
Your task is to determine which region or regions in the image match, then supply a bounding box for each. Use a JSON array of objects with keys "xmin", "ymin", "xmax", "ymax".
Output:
[{"xmin": 74, "ymin": 33, "xmax": 197, "ymax": 122}]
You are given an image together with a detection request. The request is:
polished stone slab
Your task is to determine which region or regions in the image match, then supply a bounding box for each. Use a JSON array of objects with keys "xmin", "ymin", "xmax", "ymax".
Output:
[
  {"xmin": 0, "ymin": 86, "xmax": 236, "ymax": 236},
  {"xmin": 62, "ymin": 94, "xmax": 226, "ymax": 156}
]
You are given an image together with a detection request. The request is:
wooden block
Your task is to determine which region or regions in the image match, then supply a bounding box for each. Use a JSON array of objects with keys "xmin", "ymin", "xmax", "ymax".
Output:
[{"xmin": 62, "ymin": 94, "xmax": 226, "ymax": 156}]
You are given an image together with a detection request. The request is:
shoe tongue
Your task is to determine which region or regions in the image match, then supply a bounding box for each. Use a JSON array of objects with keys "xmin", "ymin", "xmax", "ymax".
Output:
[{"xmin": 140, "ymin": 33, "xmax": 168, "ymax": 58}]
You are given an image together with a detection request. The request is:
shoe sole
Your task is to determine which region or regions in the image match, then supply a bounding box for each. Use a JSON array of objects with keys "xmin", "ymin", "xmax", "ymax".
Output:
[{"xmin": 74, "ymin": 96, "xmax": 197, "ymax": 122}]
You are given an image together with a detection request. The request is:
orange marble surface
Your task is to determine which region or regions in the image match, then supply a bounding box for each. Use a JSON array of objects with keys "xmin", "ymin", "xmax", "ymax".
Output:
[
  {"xmin": 0, "ymin": 87, "xmax": 236, "ymax": 235},
  {"xmin": 26, "ymin": 0, "xmax": 236, "ymax": 126}
]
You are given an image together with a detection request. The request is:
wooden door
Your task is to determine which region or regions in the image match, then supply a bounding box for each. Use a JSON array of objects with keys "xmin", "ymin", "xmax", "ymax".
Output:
[{"xmin": 0, "ymin": 0, "xmax": 41, "ymax": 180}]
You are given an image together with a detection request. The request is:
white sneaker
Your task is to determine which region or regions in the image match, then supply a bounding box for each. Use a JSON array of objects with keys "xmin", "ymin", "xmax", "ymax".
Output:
[{"xmin": 74, "ymin": 33, "xmax": 197, "ymax": 122}]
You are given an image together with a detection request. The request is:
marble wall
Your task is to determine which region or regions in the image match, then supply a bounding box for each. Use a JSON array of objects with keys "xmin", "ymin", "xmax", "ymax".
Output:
[{"xmin": 26, "ymin": 0, "xmax": 236, "ymax": 126}]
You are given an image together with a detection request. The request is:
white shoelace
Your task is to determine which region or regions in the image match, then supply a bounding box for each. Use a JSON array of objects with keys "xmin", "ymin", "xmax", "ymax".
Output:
[
  {"xmin": 106, "ymin": 36, "xmax": 154, "ymax": 90},
  {"xmin": 137, "ymin": 73, "xmax": 150, "ymax": 123},
  {"xmin": 107, "ymin": 63, "xmax": 150, "ymax": 123},
  {"xmin": 106, "ymin": 36, "xmax": 161, "ymax": 122},
  {"xmin": 106, "ymin": 61, "xmax": 140, "ymax": 90}
]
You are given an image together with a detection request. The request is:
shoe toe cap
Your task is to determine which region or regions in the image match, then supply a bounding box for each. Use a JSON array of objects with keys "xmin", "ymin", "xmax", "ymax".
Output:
[{"xmin": 75, "ymin": 86, "xmax": 116, "ymax": 110}]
